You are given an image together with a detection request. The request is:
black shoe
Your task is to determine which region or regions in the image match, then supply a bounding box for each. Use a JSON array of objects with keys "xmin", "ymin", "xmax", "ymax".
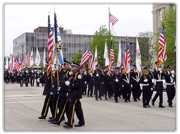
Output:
[
  {"xmin": 52, "ymin": 121, "xmax": 60, "ymax": 125},
  {"xmin": 159, "ymin": 105, "xmax": 165, "ymax": 108},
  {"xmin": 134, "ymin": 100, "xmax": 137, "ymax": 102},
  {"xmin": 38, "ymin": 116, "xmax": 46, "ymax": 119},
  {"xmin": 63, "ymin": 124, "xmax": 72, "ymax": 128},
  {"xmin": 115, "ymin": 101, "xmax": 118, "ymax": 103},
  {"xmin": 49, "ymin": 117, "xmax": 53, "ymax": 119},
  {"xmin": 105, "ymin": 98, "xmax": 108, "ymax": 100},
  {"xmin": 74, "ymin": 124, "xmax": 84, "ymax": 127},
  {"xmin": 152, "ymin": 101, "xmax": 154, "ymax": 106},
  {"xmin": 147, "ymin": 105, "xmax": 151, "ymax": 108},
  {"xmin": 99, "ymin": 97, "xmax": 102, "ymax": 100},
  {"xmin": 169, "ymin": 105, "xmax": 173, "ymax": 107},
  {"xmin": 143, "ymin": 105, "xmax": 147, "ymax": 108},
  {"xmin": 128, "ymin": 99, "xmax": 131, "ymax": 102}
]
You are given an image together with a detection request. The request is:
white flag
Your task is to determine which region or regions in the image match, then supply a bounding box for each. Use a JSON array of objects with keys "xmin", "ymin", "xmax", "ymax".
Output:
[
  {"xmin": 93, "ymin": 46, "xmax": 98, "ymax": 70},
  {"xmin": 136, "ymin": 38, "xmax": 141, "ymax": 72},
  {"xmin": 30, "ymin": 48, "xmax": 34, "ymax": 66},
  {"xmin": 103, "ymin": 41, "xmax": 110, "ymax": 66},
  {"xmin": 5, "ymin": 57, "xmax": 9, "ymax": 70},
  {"xmin": 43, "ymin": 48, "xmax": 46, "ymax": 67},
  {"xmin": 35, "ymin": 47, "xmax": 41, "ymax": 67},
  {"xmin": 117, "ymin": 41, "xmax": 121, "ymax": 67}
]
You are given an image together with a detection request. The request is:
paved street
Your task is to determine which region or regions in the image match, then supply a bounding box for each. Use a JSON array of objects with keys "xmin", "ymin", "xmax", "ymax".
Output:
[{"xmin": 4, "ymin": 83, "xmax": 176, "ymax": 131}]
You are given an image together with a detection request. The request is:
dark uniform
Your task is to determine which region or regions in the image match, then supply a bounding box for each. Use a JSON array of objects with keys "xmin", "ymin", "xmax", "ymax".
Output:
[
  {"xmin": 81, "ymin": 69, "xmax": 88, "ymax": 96},
  {"xmin": 93, "ymin": 65, "xmax": 102, "ymax": 101},
  {"xmin": 112, "ymin": 67, "xmax": 122, "ymax": 103},
  {"xmin": 38, "ymin": 70, "xmax": 53, "ymax": 119},
  {"xmin": 122, "ymin": 73, "xmax": 131, "ymax": 102},
  {"xmin": 152, "ymin": 62, "xmax": 165, "ymax": 108},
  {"xmin": 162, "ymin": 65, "xmax": 175, "ymax": 107},
  {"xmin": 35, "ymin": 69, "xmax": 41, "ymax": 87},
  {"xmin": 140, "ymin": 67, "xmax": 153, "ymax": 108},
  {"xmin": 19, "ymin": 71, "xmax": 24, "ymax": 87},
  {"xmin": 24, "ymin": 68, "xmax": 29, "ymax": 87},
  {"xmin": 4, "ymin": 71, "xmax": 8, "ymax": 83},
  {"xmin": 29, "ymin": 68, "xmax": 35, "ymax": 87},
  {"xmin": 63, "ymin": 62, "xmax": 85, "ymax": 128},
  {"xmin": 87, "ymin": 72, "xmax": 94, "ymax": 97}
]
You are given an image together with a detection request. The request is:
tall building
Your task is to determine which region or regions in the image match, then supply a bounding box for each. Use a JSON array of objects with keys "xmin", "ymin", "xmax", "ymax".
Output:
[
  {"xmin": 152, "ymin": 3, "xmax": 175, "ymax": 67},
  {"xmin": 13, "ymin": 27, "xmax": 138, "ymax": 67}
]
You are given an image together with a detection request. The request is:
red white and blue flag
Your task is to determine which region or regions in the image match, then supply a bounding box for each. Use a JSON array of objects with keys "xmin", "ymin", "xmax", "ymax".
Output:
[
  {"xmin": 80, "ymin": 41, "xmax": 89, "ymax": 66},
  {"xmin": 158, "ymin": 24, "xmax": 167, "ymax": 65},
  {"xmin": 21, "ymin": 56, "xmax": 25, "ymax": 70},
  {"xmin": 9, "ymin": 56, "xmax": 13, "ymax": 73},
  {"xmin": 123, "ymin": 40, "xmax": 131, "ymax": 74},
  {"xmin": 109, "ymin": 13, "xmax": 119, "ymax": 26},
  {"xmin": 25, "ymin": 50, "xmax": 30, "ymax": 66},
  {"xmin": 108, "ymin": 40, "xmax": 115, "ymax": 73}
]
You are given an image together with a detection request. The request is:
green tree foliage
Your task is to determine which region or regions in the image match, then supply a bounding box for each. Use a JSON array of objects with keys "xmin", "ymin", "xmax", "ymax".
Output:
[
  {"xmin": 154, "ymin": 5, "xmax": 176, "ymax": 66},
  {"xmin": 71, "ymin": 51, "xmax": 83, "ymax": 65},
  {"xmin": 91, "ymin": 25, "xmax": 118, "ymax": 68}
]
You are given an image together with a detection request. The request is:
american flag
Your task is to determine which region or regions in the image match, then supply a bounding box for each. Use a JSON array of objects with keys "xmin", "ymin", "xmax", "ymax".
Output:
[
  {"xmin": 108, "ymin": 40, "xmax": 115, "ymax": 73},
  {"xmin": 9, "ymin": 56, "xmax": 13, "ymax": 73},
  {"xmin": 109, "ymin": 13, "xmax": 119, "ymax": 26},
  {"xmin": 123, "ymin": 40, "xmax": 131, "ymax": 74},
  {"xmin": 80, "ymin": 41, "xmax": 89, "ymax": 66},
  {"xmin": 158, "ymin": 24, "xmax": 167, "ymax": 65},
  {"xmin": 47, "ymin": 14, "xmax": 54, "ymax": 76},
  {"xmin": 14, "ymin": 56, "xmax": 18, "ymax": 71},
  {"xmin": 88, "ymin": 45, "xmax": 93, "ymax": 72},
  {"xmin": 25, "ymin": 49, "xmax": 30, "ymax": 66},
  {"xmin": 21, "ymin": 56, "xmax": 25, "ymax": 70}
]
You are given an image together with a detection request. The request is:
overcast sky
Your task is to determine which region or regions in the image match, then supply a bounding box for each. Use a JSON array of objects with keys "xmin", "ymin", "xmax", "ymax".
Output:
[{"xmin": 4, "ymin": 3, "xmax": 153, "ymax": 56}]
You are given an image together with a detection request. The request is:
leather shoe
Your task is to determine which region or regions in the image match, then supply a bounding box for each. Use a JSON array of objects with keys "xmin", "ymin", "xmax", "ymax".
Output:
[
  {"xmin": 159, "ymin": 105, "xmax": 165, "ymax": 108},
  {"xmin": 63, "ymin": 124, "xmax": 72, "ymax": 128},
  {"xmin": 52, "ymin": 121, "xmax": 60, "ymax": 125},
  {"xmin": 74, "ymin": 124, "xmax": 84, "ymax": 127},
  {"xmin": 152, "ymin": 101, "xmax": 154, "ymax": 106},
  {"xmin": 143, "ymin": 105, "xmax": 147, "ymax": 108},
  {"xmin": 147, "ymin": 105, "xmax": 151, "ymax": 108},
  {"xmin": 38, "ymin": 116, "xmax": 46, "ymax": 119}
]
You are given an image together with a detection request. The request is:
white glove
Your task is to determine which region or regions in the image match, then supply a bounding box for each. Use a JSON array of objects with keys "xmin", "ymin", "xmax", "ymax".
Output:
[
  {"xmin": 50, "ymin": 92, "xmax": 54, "ymax": 95},
  {"xmin": 85, "ymin": 81, "xmax": 87, "ymax": 84},
  {"xmin": 65, "ymin": 81, "xmax": 70, "ymax": 86},
  {"xmin": 90, "ymin": 73, "xmax": 93, "ymax": 77},
  {"xmin": 171, "ymin": 70, "xmax": 174, "ymax": 74},
  {"xmin": 102, "ymin": 82, "xmax": 104, "ymax": 84},
  {"xmin": 37, "ymin": 78, "xmax": 40, "ymax": 83},
  {"xmin": 69, "ymin": 71, "xmax": 73, "ymax": 75},
  {"xmin": 78, "ymin": 75, "xmax": 82, "ymax": 79},
  {"xmin": 122, "ymin": 85, "xmax": 124, "ymax": 87},
  {"xmin": 58, "ymin": 87, "xmax": 61, "ymax": 91},
  {"xmin": 84, "ymin": 72, "xmax": 87, "ymax": 75},
  {"xmin": 144, "ymin": 79, "xmax": 148, "ymax": 82},
  {"xmin": 151, "ymin": 88, "xmax": 153, "ymax": 91},
  {"xmin": 131, "ymin": 84, "xmax": 133, "ymax": 88},
  {"xmin": 158, "ymin": 68, "xmax": 162, "ymax": 72},
  {"xmin": 96, "ymin": 73, "xmax": 99, "ymax": 77},
  {"xmin": 115, "ymin": 79, "xmax": 118, "ymax": 82},
  {"xmin": 66, "ymin": 93, "xmax": 68, "ymax": 97}
]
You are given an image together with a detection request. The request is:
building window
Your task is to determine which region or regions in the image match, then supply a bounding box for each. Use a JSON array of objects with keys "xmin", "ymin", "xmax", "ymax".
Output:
[{"xmin": 159, "ymin": 9, "xmax": 162, "ymax": 21}]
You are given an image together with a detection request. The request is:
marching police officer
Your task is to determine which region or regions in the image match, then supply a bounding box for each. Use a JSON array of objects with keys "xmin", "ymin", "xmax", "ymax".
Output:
[
  {"xmin": 152, "ymin": 61, "xmax": 165, "ymax": 108},
  {"xmin": 24, "ymin": 67, "xmax": 29, "ymax": 87},
  {"xmin": 63, "ymin": 61, "xmax": 85, "ymax": 128},
  {"xmin": 29, "ymin": 67, "xmax": 35, "ymax": 87},
  {"xmin": 162, "ymin": 65, "xmax": 175, "ymax": 107},
  {"xmin": 87, "ymin": 70, "xmax": 94, "ymax": 97}
]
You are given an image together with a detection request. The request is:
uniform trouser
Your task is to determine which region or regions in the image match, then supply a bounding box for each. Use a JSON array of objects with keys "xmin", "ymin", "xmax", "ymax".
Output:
[
  {"xmin": 41, "ymin": 95, "xmax": 53, "ymax": 117},
  {"xmin": 30, "ymin": 78, "xmax": 34, "ymax": 86},
  {"xmin": 87, "ymin": 82, "xmax": 93, "ymax": 96},
  {"xmin": 137, "ymin": 85, "xmax": 142, "ymax": 99},
  {"xmin": 166, "ymin": 85, "xmax": 175, "ymax": 106},
  {"xmin": 36, "ymin": 78, "xmax": 39, "ymax": 86},
  {"xmin": 25, "ymin": 79, "xmax": 28, "ymax": 87},
  {"xmin": 132, "ymin": 85, "xmax": 139, "ymax": 101},
  {"xmin": 51, "ymin": 94, "xmax": 58, "ymax": 118},
  {"xmin": 82, "ymin": 82, "xmax": 87, "ymax": 95},
  {"xmin": 103, "ymin": 84, "xmax": 109, "ymax": 99},
  {"xmin": 68, "ymin": 99, "xmax": 85, "ymax": 126},
  {"xmin": 152, "ymin": 82, "xmax": 163, "ymax": 106},
  {"xmin": 94, "ymin": 84, "xmax": 101, "ymax": 100},
  {"xmin": 20, "ymin": 79, "xmax": 23, "ymax": 87},
  {"xmin": 124, "ymin": 85, "xmax": 131, "ymax": 101},
  {"xmin": 114, "ymin": 88, "xmax": 119, "ymax": 102},
  {"xmin": 142, "ymin": 86, "xmax": 151, "ymax": 106},
  {"xmin": 55, "ymin": 96, "xmax": 69, "ymax": 122}
]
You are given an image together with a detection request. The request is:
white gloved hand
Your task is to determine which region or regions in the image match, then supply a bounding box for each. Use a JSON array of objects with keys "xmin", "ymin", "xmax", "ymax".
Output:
[
  {"xmin": 69, "ymin": 71, "xmax": 73, "ymax": 75},
  {"xmin": 58, "ymin": 87, "xmax": 61, "ymax": 91},
  {"xmin": 115, "ymin": 79, "xmax": 118, "ymax": 82},
  {"xmin": 171, "ymin": 70, "xmax": 174, "ymax": 74},
  {"xmin": 122, "ymin": 85, "xmax": 124, "ymax": 87},
  {"xmin": 102, "ymin": 82, "xmax": 104, "ymax": 84},
  {"xmin": 96, "ymin": 73, "xmax": 99, "ymax": 77},
  {"xmin": 84, "ymin": 72, "xmax": 87, "ymax": 75},
  {"xmin": 159, "ymin": 68, "xmax": 162, "ymax": 72},
  {"xmin": 50, "ymin": 92, "xmax": 54, "ymax": 95},
  {"xmin": 144, "ymin": 79, "xmax": 148, "ymax": 82},
  {"xmin": 65, "ymin": 81, "xmax": 70, "ymax": 86},
  {"xmin": 85, "ymin": 81, "xmax": 87, "ymax": 84},
  {"xmin": 151, "ymin": 88, "xmax": 153, "ymax": 91},
  {"xmin": 131, "ymin": 84, "xmax": 133, "ymax": 88},
  {"xmin": 37, "ymin": 78, "xmax": 40, "ymax": 83},
  {"xmin": 66, "ymin": 93, "xmax": 68, "ymax": 97},
  {"xmin": 78, "ymin": 75, "xmax": 82, "ymax": 79}
]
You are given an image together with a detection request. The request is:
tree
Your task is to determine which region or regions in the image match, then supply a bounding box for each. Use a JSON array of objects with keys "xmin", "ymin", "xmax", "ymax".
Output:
[
  {"xmin": 154, "ymin": 5, "xmax": 176, "ymax": 67},
  {"xmin": 138, "ymin": 31, "xmax": 153, "ymax": 68},
  {"xmin": 91, "ymin": 25, "xmax": 118, "ymax": 68},
  {"xmin": 71, "ymin": 51, "xmax": 83, "ymax": 65}
]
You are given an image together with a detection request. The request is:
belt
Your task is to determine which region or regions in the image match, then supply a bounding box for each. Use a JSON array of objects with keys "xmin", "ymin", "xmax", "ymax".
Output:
[
  {"xmin": 166, "ymin": 83, "xmax": 174, "ymax": 85},
  {"xmin": 140, "ymin": 84, "xmax": 149, "ymax": 86}
]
